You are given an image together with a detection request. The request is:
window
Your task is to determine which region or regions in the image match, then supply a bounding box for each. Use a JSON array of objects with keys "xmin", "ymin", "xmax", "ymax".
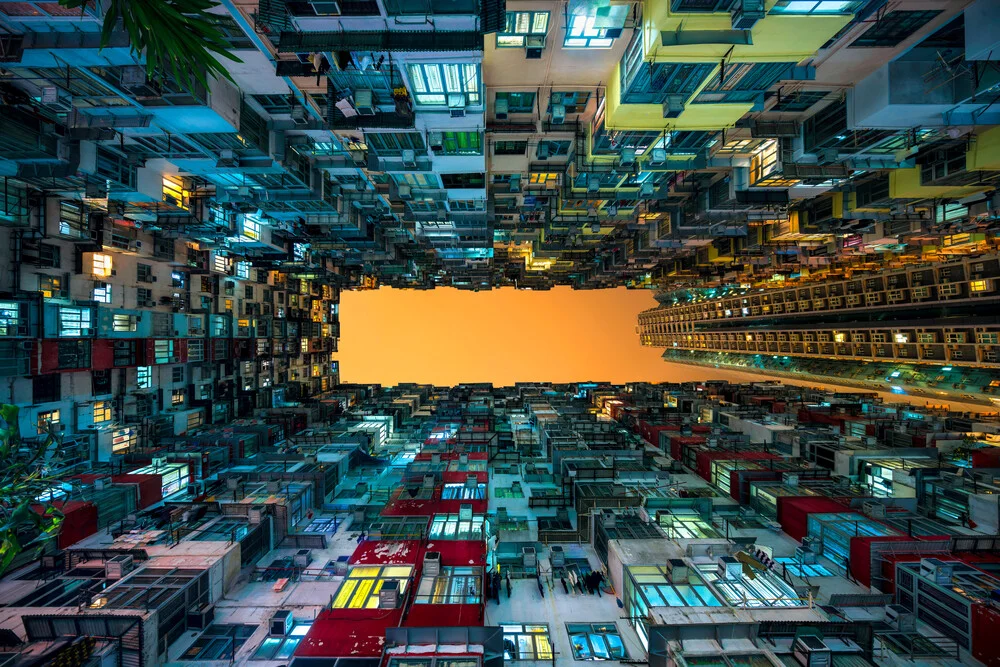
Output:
[
  {"xmin": 496, "ymin": 91, "xmax": 536, "ymax": 113},
  {"xmin": 137, "ymin": 366, "xmax": 152, "ymax": 388},
  {"xmin": 172, "ymin": 366, "xmax": 185, "ymax": 383},
  {"xmin": 91, "ymin": 253, "xmax": 113, "ymax": 278},
  {"xmin": 567, "ymin": 624, "xmax": 627, "ymax": 661},
  {"xmin": 406, "ymin": 63, "xmax": 481, "ymax": 106},
  {"xmin": 548, "ymin": 91, "xmax": 591, "ymax": 114},
  {"xmin": 502, "ymin": 624, "xmax": 552, "ymax": 660},
  {"xmin": 850, "ymin": 11, "xmax": 942, "ymax": 48},
  {"xmin": 331, "ymin": 565, "xmax": 413, "ymax": 609},
  {"xmin": 978, "ymin": 333, "xmax": 999, "ymax": 345},
  {"xmin": 92, "ymin": 400, "xmax": 112, "ymax": 424},
  {"xmin": 188, "ymin": 339, "xmax": 205, "ymax": 362},
  {"xmin": 137, "ymin": 287, "xmax": 153, "ymax": 306},
  {"xmin": 214, "ymin": 254, "xmax": 231, "ymax": 273},
  {"xmin": 155, "ymin": 339, "xmax": 175, "ymax": 364},
  {"xmin": 37, "ymin": 409, "xmax": 60, "ymax": 431},
  {"xmin": 36, "ymin": 243, "xmax": 60, "ymax": 268},
  {"xmin": 137, "ymin": 263, "xmax": 153, "ymax": 283},
  {"xmin": 442, "ymin": 483, "xmax": 486, "ymax": 499},
  {"xmin": 33, "ymin": 374, "xmax": 61, "ymax": 403},
  {"xmin": 92, "ymin": 282, "xmax": 112, "ymax": 304},
  {"xmin": 918, "ymin": 333, "xmax": 937, "ymax": 344},
  {"xmin": 414, "ymin": 566, "xmax": 482, "ymax": 604},
  {"xmin": 58, "ymin": 201, "xmax": 86, "ymax": 238},
  {"xmin": 437, "ymin": 131, "xmax": 482, "ymax": 155},
  {"xmin": 112, "ymin": 314, "xmax": 137, "ymax": 333},
  {"xmin": 57, "ymin": 340, "xmax": 90, "ymax": 369},
  {"xmin": 971, "ymin": 279, "xmax": 992, "ymax": 293},
  {"xmin": 236, "ymin": 262, "xmax": 250, "ymax": 280},
  {"xmin": 112, "ymin": 427, "xmax": 138, "ymax": 454},
  {"xmin": 939, "ymin": 283, "xmax": 960, "ymax": 296},
  {"xmin": 0, "ymin": 302, "xmax": 21, "ymax": 337},
  {"xmin": 770, "ymin": 1, "xmax": 859, "ymax": 14},
  {"xmin": 38, "ymin": 275, "xmax": 65, "ymax": 299},
  {"xmin": 59, "ymin": 307, "xmax": 92, "ymax": 337},
  {"xmin": 181, "ymin": 624, "xmax": 257, "ymax": 661},
  {"xmin": 430, "ymin": 513, "xmax": 485, "ymax": 540},
  {"xmin": 187, "ymin": 410, "xmax": 203, "ymax": 430},
  {"xmin": 171, "ymin": 272, "xmax": 185, "ymax": 288},
  {"xmin": 172, "ymin": 388, "xmax": 185, "ymax": 405},
  {"xmin": 252, "ymin": 622, "xmax": 311, "ymax": 660},
  {"xmin": 565, "ymin": 15, "xmax": 615, "ymax": 48},
  {"xmin": 529, "ymin": 172, "xmax": 558, "ymax": 185},
  {"xmin": 494, "ymin": 141, "xmax": 527, "ymax": 156},
  {"xmin": 241, "ymin": 213, "xmax": 263, "ymax": 241},
  {"xmin": 538, "ymin": 140, "xmax": 570, "ymax": 157},
  {"xmin": 497, "ymin": 11, "xmax": 549, "ymax": 47}
]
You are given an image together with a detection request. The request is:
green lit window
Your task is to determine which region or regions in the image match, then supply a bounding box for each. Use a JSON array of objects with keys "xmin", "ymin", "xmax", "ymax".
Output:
[
  {"xmin": 366, "ymin": 132, "xmax": 426, "ymax": 154},
  {"xmin": 155, "ymin": 339, "xmax": 175, "ymax": 364},
  {"xmin": 494, "ymin": 141, "xmax": 527, "ymax": 155},
  {"xmin": 496, "ymin": 11, "xmax": 549, "ymax": 47},
  {"xmin": 770, "ymin": 1, "xmax": 859, "ymax": 14},
  {"xmin": 567, "ymin": 623, "xmax": 627, "ymax": 661},
  {"xmin": 137, "ymin": 366, "xmax": 152, "ymax": 388},
  {"xmin": 565, "ymin": 15, "xmax": 614, "ymax": 48},
  {"xmin": 850, "ymin": 10, "xmax": 942, "ymax": 48},
  {"xmin": 437, "ymin": 131, "xmax": 482, "ymax": 155},
  {"xmin": 406, "ymin": 63, "xmax": 481, "ymax": 106},
  {"xmin": 495, "ymin": 91, "xmax": 535, "ymax": 113},
  {"xmin": 393, "ymin": 173, "xmax": 439, "ymax": 188}
]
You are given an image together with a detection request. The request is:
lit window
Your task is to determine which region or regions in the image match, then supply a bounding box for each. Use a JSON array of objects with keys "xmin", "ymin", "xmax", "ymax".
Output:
[
  {"xmin": 154, "ymin": 340, "xmax": 175, "ymax": 364},
  {"xmin": 38, "ymin": 275, "xmax": 64, "ymax": 299},
  {"xmin": 93, "ymin": 400, "xmax": 112, "ymax": 424},
  {"xmin": 137, "ymin": 366, "xmax": 152, "ymax": 389},
  {"xmin": 502, "ymin": 624, "xmax": 553, "ymax": 660},
  {"xmin": 0, "ymin": 302, "xmax": 21, "ymax": 336},
  {"xmin": 162, "ymin": 174, "xmax": 188, "ymax": 210},
  {"xmin": 112, "ymin": 427, "xmax": 137, "ymax": 454},
  {"xmin": 113, "ymin": 314, "xmax": 136, "ymax": 333},
  {"xmin": 970, "ymin": 279, "xmax": 991, "ymax": 293},
  {"xmin": 894, "ymin": 333, "xmax": 909, "ymax": 344},
  {"xmin": 236, "ymin": 262, "xmax": 250, "ymax": 280},
  {"xmin": 93, "ymin": 283, "xmax": 112, "ymax": 304},
  {"xmin": 241, "ymin": 214, "xmax": 262, "ymax": 241},
  {"xmin": 565, "ymin": 15, "xmax": 614, "ymax": 49},
  {"xmin": 834, "ymin": 332, "xmax": 846, "ymax": 343},
  {"xmin": 213, "ymin": 254, "xmax": 231, "ymax": 273},
  {"xmin": 331, "ymin": 565, "xmax": 413, "ymax": 609},
  {"xmin": 186, "ymin": 410, "xmax": 202, "ymax": 430},
  {"xmin": 406, "ymin": 63, "xmax": 481, "ymax": 106},
  {"xmin": 529, "ymin": 173, "xmax": 558, "ymax": 184},
  {"xmin": 496, "ymin": 11, "xmax": 549, "ymax": 47},
  {"xmin": 37, "ymin": 410, "xmax": 60, "ymax": 431},
  {"xmin": 59, "ymin": 307, "xmax": 92, "ymax": 337},
  {"xmin": 770, "ymin": 1, "xmax": 857, "ymax": 14},
  {"xmin": 171, "ymin": 388, "xmax": 185, "ymax": 405},
  {"xmin": 92, "ymin": 253, "xmax": 113, "ymax": 278}
]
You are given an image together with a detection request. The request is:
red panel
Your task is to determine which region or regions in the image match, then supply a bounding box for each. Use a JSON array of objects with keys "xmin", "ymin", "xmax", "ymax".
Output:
[
  {"xmin": 404, "ymin": 603, "xmax": 484, "ymax": 627},
  {"xmin": 442, "ymin": 471, "xmax": 488, "ymax": 485},
  {"xmin": 296, "ymin": 608, "xmax": 404, "ymax": 658},
  {"xmin": 349, "ymin": 539, "xmax": 423, "ymax": 566},
  {"xmin": 430, "ymin": 540, "xmax": 486, "ymax": 567},
  {"xmin": 776, "ymin": 497, "xmax": 849, "ymax": 542},
  {"xmin": 175, "ymin": 339, "xmax": 187, "ymax": 363},
  {"xmin": 92, "ymin": 339, "xmax": 114, "ymax": 370},
  {"xmin": 33, "ymin": 500, "xmax": 99, "ymax": 549},
  {"xmin": 669, "ymin": 436, "xmax": 706, "ymax": 461},
  {"xmin": 112, "ymin": 473, "xmax": 163, "ymax": 508},
  {"xmin": 849, "ymin": 536, "xmax": 916, "ymax": 588},
  {"xmin": 972, "ymin": 603, "xmax": 1000, "ymax": 667}
]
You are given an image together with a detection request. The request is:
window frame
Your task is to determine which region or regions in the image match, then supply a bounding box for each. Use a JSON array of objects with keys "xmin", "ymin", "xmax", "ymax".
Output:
[
  {"xmin": 406, "ymin": 63, "xmax": 481, "ymax": 107},
  {"xmin": 566, "ymin": 623, "xmax": 628, "ymax": 661},
  {"xmin": 496, "ymin": 11, "xmax": 550, "ymax": 47}
]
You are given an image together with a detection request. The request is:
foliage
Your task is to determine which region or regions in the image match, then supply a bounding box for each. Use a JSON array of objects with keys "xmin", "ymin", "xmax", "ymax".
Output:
[
  {"xmin": 59, "ymin": 0, "xmax": 243, "ymax": 92},
  {"xmin": 0, "ymin": 406, "xmax": 65, "ymax": 576}
]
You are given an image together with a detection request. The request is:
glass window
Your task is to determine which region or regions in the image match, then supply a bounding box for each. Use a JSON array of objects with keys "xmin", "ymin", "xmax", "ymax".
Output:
[
  {"xmin": 180, "ymin": 624, "xmax": 257, "ymax": 661},
  {"xmin": 331, "ymin": 565, "xmax": 413, "ymax": 609},
  {"xmin": 414, "ymin": 566, "xmax": 482, "ymax": 604},
  {"xmin": 565, "ymin": 15, "xmax": 614, "ymax": 48},
  {"xmin": 59, "ymin": 307, "xmax": 93, "ymax": 337},
  {"xmin": 93, "ymin": 400, "xmax": 112, "ymax": 424},
  {"xmin": 37, "ymin": 409, "xmax": 60, "ymax": 431},
  {"xmin": 112, "ymin": 427, "xmax": 138, "ymax": 454},
  {"xmin": 0, "ymin": 302, "xmax": 21, "ymax": 336},
  {"xmin": 496, "ymin": 91, "xmax": 536, "ymax": 113},
  {"xmin": 850, "ymin": 10, "xmax": 942, "ymax": 48},
  {"xmin": 567, "ymin": 623, "xmax": 627, "ymax": 661},
  {"xmin": 137, "ymin": 366, "xmax": 152, "ymax": 389},
  {"xmin": 38, "ymin": 275, "xmax": 65, "ymax": 299},
  {"xmin": 251, "ymin": 622, "xmax": 310, "ymax": 660},
  {"xmin": 538, "ymin": 140, "xmax": 570, "ymax": 157},
  {"xmin": 548, "ymin": 91, "xmax": 591, "ymax": 114},
  {"xmin": 494, "ymin": 141, "xmax": 527, "ymax": 155},
  {"xmin": 502, "ymin": 624, "xmax": 552, "ymax": 660},
  {"xmin": 437, "ymin": 131, "xmax": 483, "ymax": 155},
  {"xmin": 91, "ymin": 253, "xmax": 113, "ymax": 278},
  {"xmin": 93, "ymin": 282, "xmax": 112, "ymax": 304},
  {"xmin": 770, "ymin": 1, "xmax": 858, "ymax": 14},
  {"xmin": 497, "ymin": 11, "xmax": 549, "ymax": 47},
  {"xmin": 172, "ymin": 388, "xmax": 185, "ymax": 405},
  {"xmin": 241, "ymin": 214, "xmax": 262, "ymax": 241},
  {"xmin": 407, "ymin": 63, "xmax": 481, "ymax": 106},
  {"xmin": 154, "ymin": 339, "xmax": 175, "ymax": 364}
]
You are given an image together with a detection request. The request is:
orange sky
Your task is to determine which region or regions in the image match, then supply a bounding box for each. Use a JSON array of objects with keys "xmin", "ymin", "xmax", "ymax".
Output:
[{"xmin": 336, "ymin": 287, "xmax": 989, "ymax": 413}]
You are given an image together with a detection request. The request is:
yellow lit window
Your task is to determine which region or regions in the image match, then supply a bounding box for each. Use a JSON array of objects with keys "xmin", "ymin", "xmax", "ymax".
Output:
[
  {"xmin": 37, "ymin": 410, "xmax": 60, "ymax": 431},
  {"xmin": 834, "ymin": 332, "xmax": 846, "ymax": 343},
  {"xmin": 894, "ymin": 333, "xmax": 909, "ymax": 344},
  {"xmin": 92, "ymin": 253, "xmax": 113, "ymax": 278},
  {"xmin": 301, "ymin": 339, "xmax": 309, "ymax": 353},
  {"xmin": 162, "ymin": 174, "xmax": 188, "ymax": 210},
  {"xmin": 311, "ymin": 364, "xmax": 321, "ymax": 377},
  {"xmin": 530, "ymin": 173, "xmax": 557, "ymax": 184},
  {"xmin": 93, "ymin": 400, "xmax": 112, "ymax": 423},
  {"xmin": 225, "ymin": 299, "xmax": 233, "ymax": 311},
  {"xmin": 971, "ymin": 279, "xmax": 991, "ymax": 293}
]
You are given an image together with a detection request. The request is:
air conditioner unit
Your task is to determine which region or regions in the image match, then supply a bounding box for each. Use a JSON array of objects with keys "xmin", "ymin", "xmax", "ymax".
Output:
[
  {"xmin": 536, "ymin": 142, "xmax": 550, "ymax": 159},
  {"xmin": 187, "ymin": 604, "xmax": 215, "ymax": 630},
  {"xmin": 795, "ymin": 545, "xmax": 816, "ymax": 565},
  {"xmin": 550, "ymin": 104, "xmax": 566, "ymax": 124},
  {"xmin": 862, "ymin": 500, "xmax": 885, "ymax": 519},
  {"xmin": 152, "ymin": 456, "xmax": 167, "ymax": 467},
  {"xmin": 353, "ymin": 89, "xmax": 375, "ymax": 115},
  {"xmin": 423, "ymin": 550, "xmax": 441, "ymax": 576},
  {"xmin": 666, "ymin": 558, "xmax": 689, "ymax": 583},
  {"xmin": 401, "ymin": 149, "xmax": 417, "ymax": 168},
  {"xmin": 269, "ymin": 610, "xmax": 293, "ymax": 636},
  {"xmin": 450, "ymin": 108, "xmax": 466, "ymax": 118},
  {"xmin": 522, "ymin": 546, "xmax": 537, "ymax": 568},
  {"xmin": 293, "ymin": 549, "xmax": 311, "ymax": 568},
  {"xmin": 792, "ymin": 636, "xmax": 831, "ymax": 667},
  {"xmin": 495, "ymin": 98, "xmax": 509, "ymax": 120},
  {"xmin": 920, "ymin": 558, "xmax": 955, "ymax": 585},
  {"xmin": 619, "ymin": 148, "xmax": 636, "ymax": 167},
  {"xmin": 587, "ymin": 176, "xmax": 601, "ymax": 193},
  {"xmin": 717, "ymin": 556, "xmax": 742, "ymax": 580},
  {"xmin": 105, "ymin": 554, "xmax": 135, "ymax": 580},
  {"xmin": 639, "ymin": 182, "xmax": 654, "ymax": 197},
  {"xmin": 886, "ymin": 604, "xmax": 916, "ymax": 633},
  {"xmin": 649, "ymin": 148, "xmax": 667, "ymax": 166},
  {"xmin": 423, "ymin": 474, "xmax": 436, "ymax": 489},
  {"xmin": 549, "ymin": 545, "xmax": 565, "ymax": 568},
  {"xmin": 601, "ymin": 509, "xmax": 616, "ymax": 528},
  {"xmin": 428, "ymin": 132, "xmax": 444, "ymax": 152},
  {"xmin": 378, "ymin": 579, "xmax": 400, "ymax": 608},
  {"xmin": 525, "ymin": 35, "xmax": 545, "ymax": 59},
  {"xmin": 663, "ymin": 95, "xmax": 685, "ymax": 118},
  {"xmin": 397, "ymin": 185, "xmax": 412, "ymax": 201},
  {"xmin": 732, "ymin": 0, "xmax": 765, "ymax": 30}
]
